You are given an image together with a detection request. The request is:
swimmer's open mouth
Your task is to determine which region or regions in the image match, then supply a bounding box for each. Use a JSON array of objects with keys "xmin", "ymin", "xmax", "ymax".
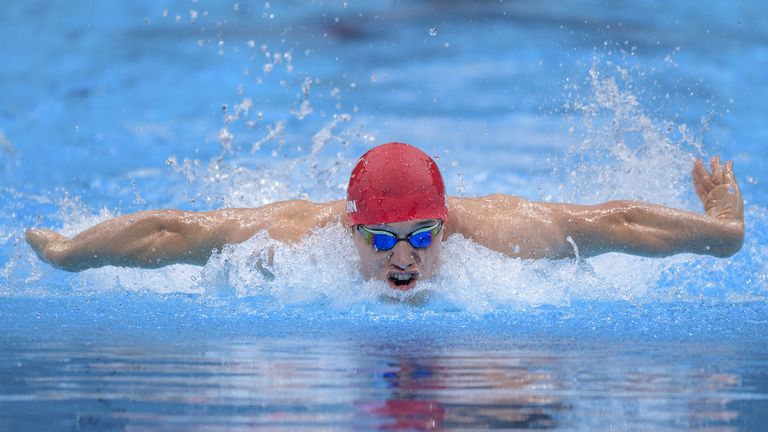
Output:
[{"xmin": 387, "ymin": 272, "xmax": 418, "ymax": 290}]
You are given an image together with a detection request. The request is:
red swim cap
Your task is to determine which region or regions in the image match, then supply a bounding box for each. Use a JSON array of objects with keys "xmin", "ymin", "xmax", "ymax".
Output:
[{"xmin": 346, "ymin": 142, "xmax": 447, "ymax": 225}]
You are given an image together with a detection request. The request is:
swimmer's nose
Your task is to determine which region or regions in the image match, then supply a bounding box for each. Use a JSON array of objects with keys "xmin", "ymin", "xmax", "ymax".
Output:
[{"xmin": 389, "ymin": 241, "xmax": 418, "ymax": 269}]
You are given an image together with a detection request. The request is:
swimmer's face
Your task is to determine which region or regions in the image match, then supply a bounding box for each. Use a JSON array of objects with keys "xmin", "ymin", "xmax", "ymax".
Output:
[{"xmin": 352, "ymin": 219, "xmax": 444, "ymax": 291}]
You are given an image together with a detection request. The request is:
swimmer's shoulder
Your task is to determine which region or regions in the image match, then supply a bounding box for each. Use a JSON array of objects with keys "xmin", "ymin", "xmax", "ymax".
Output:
[
  {"xmin": 277, "ymin": 200, "xmax": 347, "ymax": 241},
  {"xmin": 214, "ymin": 200, "xmax": 346, "ymax": 222},
  {"xmin": 264, "ymin": 199, "xmax": 348, "ymax": 229},
  {"xmin": 204, "ymin": 199, "xmax": 348, "ymax": 244},
  {"xmin": 445, "ymin": 194, "xmax": 525, "ymax": 236},
  {"xmin": 310, "ymin": 200, "xmax": 347, "ymax": 226}
]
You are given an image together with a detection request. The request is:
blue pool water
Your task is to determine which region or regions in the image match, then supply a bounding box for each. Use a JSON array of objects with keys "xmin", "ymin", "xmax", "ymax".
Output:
[{"xmin": 1, "ymin": 1, "xmax": 767, "ymax": 430}]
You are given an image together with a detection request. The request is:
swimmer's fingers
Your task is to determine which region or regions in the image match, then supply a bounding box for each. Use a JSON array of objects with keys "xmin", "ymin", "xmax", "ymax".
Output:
[
  {"xmin": 693, "ymin": 180, "xmax": 709, "ymax": 205},
  {"xmin": 723, "ymin": 160, "xmax": 741, "ymax": 194},
  {"xmin": 723, "ymin": 160, "xmax": 745, "ymax": 220},
  {"xmin": 692, "ymin": 158, "xmax": 715, "ymax": 200},
  {"xmin": 710, "ymin": 155, "xmax": 724, "ymax": 185}
]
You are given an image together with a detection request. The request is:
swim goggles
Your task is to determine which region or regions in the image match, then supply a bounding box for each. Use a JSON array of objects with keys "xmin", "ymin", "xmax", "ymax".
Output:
[{"xmin": 357, "ymin": 221, "xmax": 442, "ymax": 251}]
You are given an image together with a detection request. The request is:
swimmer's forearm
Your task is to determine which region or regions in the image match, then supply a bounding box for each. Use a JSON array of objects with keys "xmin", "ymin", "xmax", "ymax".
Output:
[
  {"xmin": 27, "ymin": 210, "xmax": 227, "ymax": 271},
  {"xmin": 561, "ymin": 201, "xmax": 745, "ymax": 258}
]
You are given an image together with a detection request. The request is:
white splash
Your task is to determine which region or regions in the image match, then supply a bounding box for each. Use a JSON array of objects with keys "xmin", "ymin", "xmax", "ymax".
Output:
[
  {"xmin": 560, "ymin": 62, "xmax": 697, "ymax": 208},
  {"xmin": 251, "ymin": 121, "xmax": 285, "ymax": 153}
]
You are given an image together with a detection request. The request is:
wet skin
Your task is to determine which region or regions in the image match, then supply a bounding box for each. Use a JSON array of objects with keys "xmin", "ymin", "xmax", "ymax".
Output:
[{"xmin": 351, "ymin": 219, "xmax": 444, "ymax": 291}]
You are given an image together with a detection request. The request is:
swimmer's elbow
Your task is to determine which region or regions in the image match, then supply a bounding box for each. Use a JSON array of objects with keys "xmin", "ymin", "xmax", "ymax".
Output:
[
  {"xmin": 544, "ymin": 223, "xmax": 581, "ymax": 259},
  {"xmin": 709, "ymin": 221, "xmax": 745, "ymax": 258},
  {"xmin": 553, "ymin": 201, "xmax": 641, "ymax": 258}
]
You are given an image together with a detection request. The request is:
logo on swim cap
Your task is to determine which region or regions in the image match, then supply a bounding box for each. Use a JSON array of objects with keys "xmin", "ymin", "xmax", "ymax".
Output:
[{"xmin": 346, "ymin": 142, "xmax": 448, "ymax": 225}]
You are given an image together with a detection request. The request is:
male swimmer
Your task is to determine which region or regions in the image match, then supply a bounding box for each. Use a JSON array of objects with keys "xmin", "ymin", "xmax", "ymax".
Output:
[{"xmin": 26, "ymin": 142, "xmax": 744, "ymax": 291}]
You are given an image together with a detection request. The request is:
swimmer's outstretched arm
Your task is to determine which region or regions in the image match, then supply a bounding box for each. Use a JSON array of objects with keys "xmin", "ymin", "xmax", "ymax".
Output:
[
  {"xmin": 25, "ymin": 200, "xmax": 345, "ymax": 271},
  {"xmin": 447, "ymin": 157, "xmax": 744, "ymax": 259}
]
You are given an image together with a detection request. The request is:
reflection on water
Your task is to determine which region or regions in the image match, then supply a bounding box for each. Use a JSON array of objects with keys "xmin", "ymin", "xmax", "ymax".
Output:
[
  {"xmin": 357, "ymin": 352, "xmax": 565, "ymax": 430},
  {"xmin": 1, "ymin": 333, "xmax": 763, "ymax": 431}
]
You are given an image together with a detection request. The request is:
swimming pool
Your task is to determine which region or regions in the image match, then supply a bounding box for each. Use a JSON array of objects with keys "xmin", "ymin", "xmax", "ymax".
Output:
[{"xmin": 1, "ymin": 0, "xmax": 767, "ymax": 430}]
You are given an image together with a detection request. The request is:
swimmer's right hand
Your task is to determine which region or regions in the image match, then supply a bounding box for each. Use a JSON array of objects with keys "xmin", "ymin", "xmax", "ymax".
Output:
[{"xmin": 25, "ymin": 228, "xmax": 75, "ymax": 271}]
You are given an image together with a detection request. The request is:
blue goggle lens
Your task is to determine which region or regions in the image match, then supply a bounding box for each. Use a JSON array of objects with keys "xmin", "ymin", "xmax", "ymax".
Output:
[
  {"xmin": 409, "ymin": 230, "xmax": 433, "ymax": 248},
  {"xmin": 371, "ymin": 233, "xmax": 399, "ymax": 250}
]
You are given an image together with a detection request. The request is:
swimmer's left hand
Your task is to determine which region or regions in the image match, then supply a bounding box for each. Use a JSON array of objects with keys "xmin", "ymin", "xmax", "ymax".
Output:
[{"xmin": 692, "ymin": 156, "xmax": 744, "ymax": 223}]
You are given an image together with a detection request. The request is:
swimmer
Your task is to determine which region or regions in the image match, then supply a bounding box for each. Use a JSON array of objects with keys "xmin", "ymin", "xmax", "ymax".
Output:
[{"xmin": 25, "ymin": 142, "xmax": 744, "ymax": 291}]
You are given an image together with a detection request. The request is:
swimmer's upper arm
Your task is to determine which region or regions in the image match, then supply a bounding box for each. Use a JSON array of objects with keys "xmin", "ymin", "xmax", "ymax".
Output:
[{"xmin": 446, "ymin": 195, "xmax": 569, "ymax": 259}]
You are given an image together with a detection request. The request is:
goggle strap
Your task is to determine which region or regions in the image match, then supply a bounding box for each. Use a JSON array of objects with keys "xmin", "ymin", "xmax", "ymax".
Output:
[{"xmin": 360, "ymin": 222, "xmax": 440, "ymax": 239}]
